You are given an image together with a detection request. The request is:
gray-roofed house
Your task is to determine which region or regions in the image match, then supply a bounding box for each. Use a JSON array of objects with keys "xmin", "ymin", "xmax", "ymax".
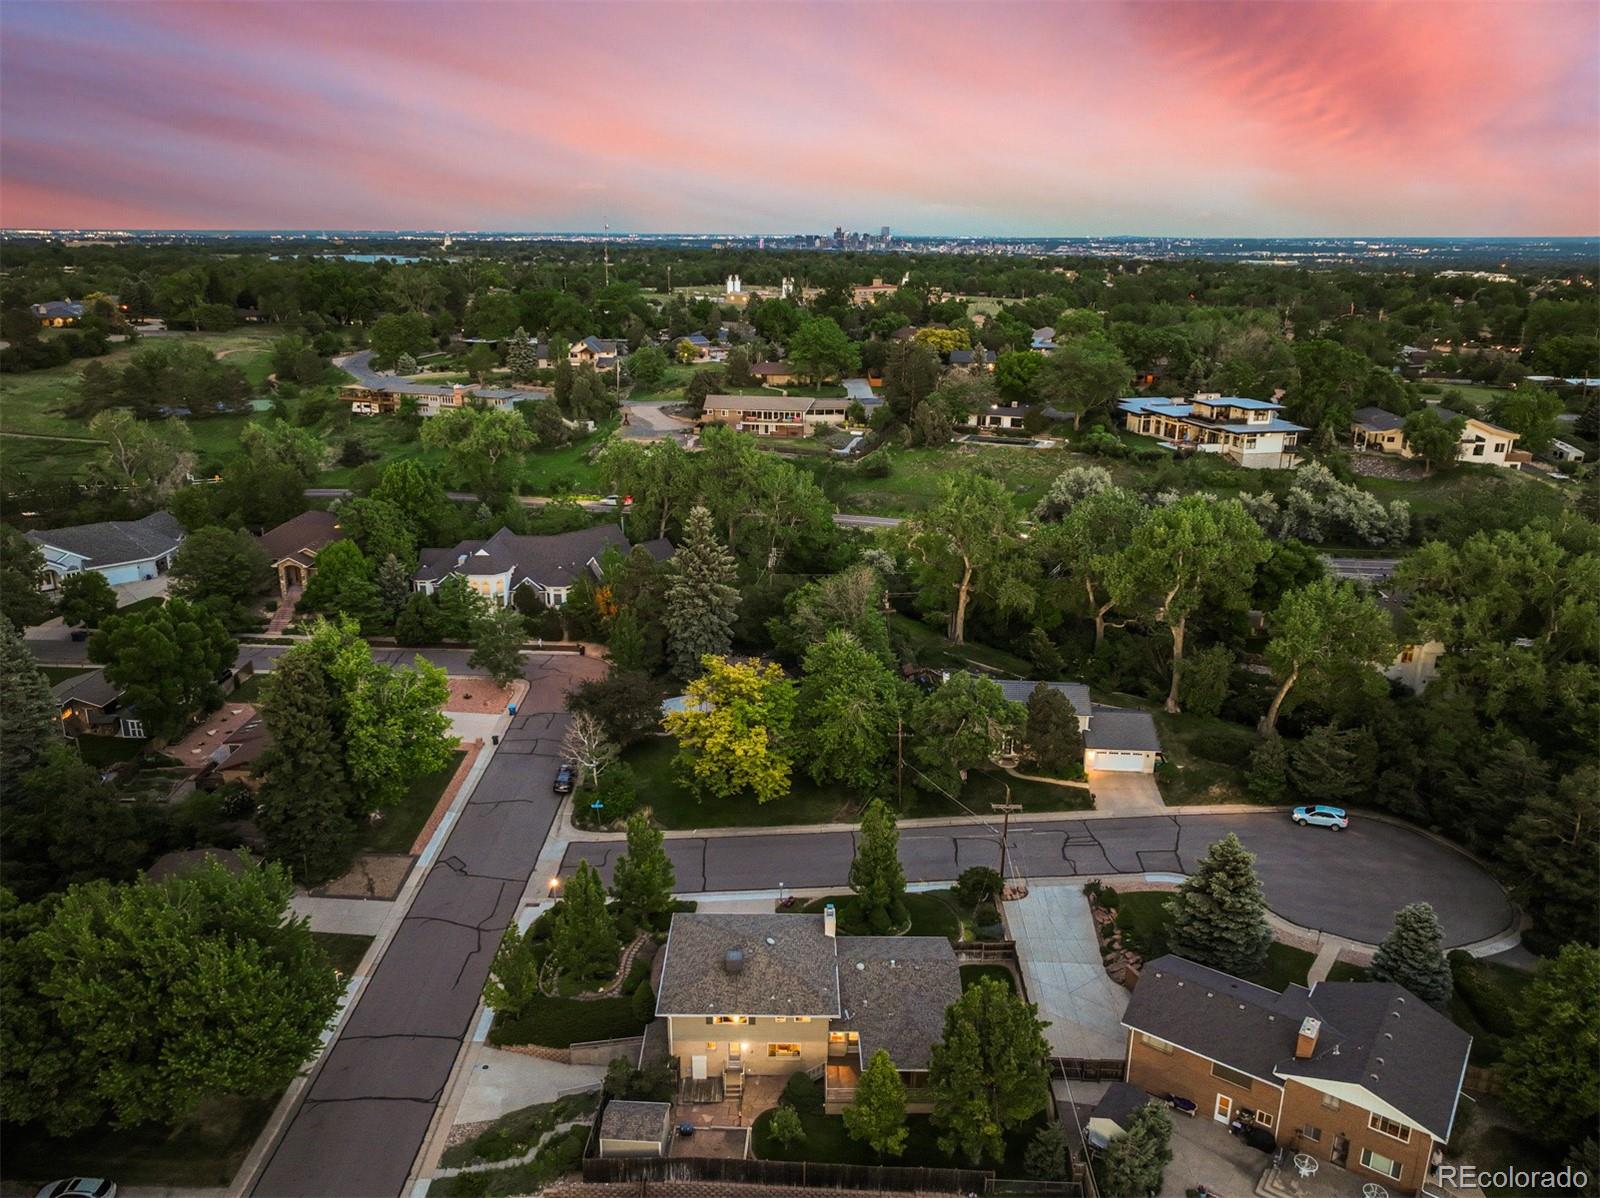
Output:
[
  {"xmin": 1123, "ymin": 954, "xmax": 1471, "ymax": 1194},
  {"xmin": 597, "ymin": 1100, "xmax": 672, "ymax": 1157},
  {"xmin": 654, "ymin": 909, "xmax": 960, "ymax": 1112},
  {"xmin": 52, "ymin": 669, "xmax": 145, "ymax": 739},
  {"xmin": 988, "ymin": 678, "xmax": 1162, "ymax": 774},
  {"xmin": 411, "ymin": 525, "xmax": 671, "ymax": 609},
  {"xmin": 27, "ymin": 511, "xmax": 184, "ymax": 590}
]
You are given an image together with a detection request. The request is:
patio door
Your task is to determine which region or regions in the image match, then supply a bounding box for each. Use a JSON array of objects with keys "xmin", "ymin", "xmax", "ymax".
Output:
[{"xmin": 1214, "ymin": 1094, "xmax": 1233, "ymax": 1124}]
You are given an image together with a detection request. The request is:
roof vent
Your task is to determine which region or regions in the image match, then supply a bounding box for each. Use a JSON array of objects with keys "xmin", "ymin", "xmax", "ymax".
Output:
[
  {"xmin": 855, "ymin": 961, "xmax": 866, "ymax": 971},
  {"xmin": 765, "ymin": 937, "xmax": 776, "ymax": 946},
  {"xmin": 723, "ymin": 948, "xmax": 744, "ymax": 975}
]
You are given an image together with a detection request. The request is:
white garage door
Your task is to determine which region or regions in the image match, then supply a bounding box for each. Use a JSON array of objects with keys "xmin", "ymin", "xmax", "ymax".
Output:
[{"xmin": 1090, "ymin": 751, "xmax": 1148, "ymax": 772}]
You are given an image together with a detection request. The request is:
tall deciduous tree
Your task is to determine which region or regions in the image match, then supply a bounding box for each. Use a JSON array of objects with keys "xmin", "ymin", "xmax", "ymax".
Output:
[
  {"xmin": 1401, "ymin": 407, "xmax": 1466, "ymax": 476},
  {"xmin": 299, "ymin": 539, "xmax": 381, "ymax": 628},
  {"xmin": 910, "ymin": 673, "xmax": 1024, "ymax": 798},
  {"xmin": 469, "ymin": 606, "xmax": 526, "ymax": 686},
  {"xmin": 372, "ymin": 459, "xmax": 455, "ymax": 544},
  {"xmin": 57, "ymin": 571, "xmax": 117, "ymax": 629},
  {"xmin": 906, "ymin": 472, "xmax": 1034, "ymax": 645},
  {"xmin": 662, "ymin": 505, "xmax": 740, "ymax": 679},
  {"xmin": 665, "ymin": 656, "xmax": 795, "ymax": 804},
  {"xmin": 1031, "ymin": 332, "xmax": 1132, "ymax": 424},
  {"xmin": 560, "ymin": 710, "xmax": 618, "ymax": 789},
  {"xmin": 1501, "ymin": 944, "xmax": 1600, "ymax": 1149},
  {"xmin": 610, "ymin": 810, "xmax": 676, "ymax": 930},
  {"xmin": 1114, "ymin": 496, "xmax": 1268, "ymax": 713},
  {"xmin": 169, "ymin": 526, "xmax": 274, "ymax": 626},
  {"xmin": 1260, "ymin": 578, "xmax": 1395, "ymax": 736},
  {"xmin": 1505, "ymin": 766, "xmax": 1599, "ymax": 954},
  {"xmin": 770, "ymin": 563, "xmax": 893, "ymax": 664},
  {"xmin": 928, "ymin": 977, "xmax": 1052, "ymax": 1165},
  {"xmin": 798, "ymin": 631, "xmax": 905, "ymax": 793},
  {"xmin": 0, "ymin": 858, "xmax": 341, "ymax": 1136},
  {"xmin": 1165, "ymin": 833, "xmax": 1272, "ymax": 977},
  {"xmin": 843, "ymin": 1048, "xmax": 909, "ymax": 1158},
  {"xmin": 1099, "ymin": 1100, "xmax": 1174, "ymax": 1198},
  {"xmin": 1034, "ymin": 484, "xmax": 1147, "ymax": 645},
  {"xmin": 550, "ymin": 860, "xmax": 619, "ymax": 982},
  {"xmin": 420, "ymin": 406, "xmax": 534, "ymax": 502},
  {"xmin": 88, "ymin": 596, "xmax": 236, "ymax": 739},
  {"xmin": 787, "ymin": 317, "xmax": 859, "ymax": 385},
  {"xmin": 1370, "ymin": 903, "xmax": 1453, "ymax": 1007},
  {"xmin": 849, "ymin": 799, "xmax": 908, "ymax": 933},
  {"xmin": 88, "ymin": 410, "xmax": 195, "ymax": 502}
]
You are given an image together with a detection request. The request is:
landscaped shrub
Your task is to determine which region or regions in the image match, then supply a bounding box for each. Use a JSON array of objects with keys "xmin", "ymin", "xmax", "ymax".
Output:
[
  {"xmin": 630, "ymin": 981, "xmax": 656, "ymax": 1022},
  {"xmin": 782, "ymin": 1070, "xmax": 822, "ymax": 1115},
  {"xmin": 956, "ymin": 865, "xmax": 1002, "ymax": 908}
]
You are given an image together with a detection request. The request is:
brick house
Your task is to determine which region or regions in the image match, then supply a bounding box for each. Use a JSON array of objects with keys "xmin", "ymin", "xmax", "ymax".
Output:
[
  {"xmin": 1122, "ymin": 955, "xmax": 1471, "ymax": 1195},
  {"xmin": 654, "ymin": 910, "xmax": 961, "ymax": 1113}
]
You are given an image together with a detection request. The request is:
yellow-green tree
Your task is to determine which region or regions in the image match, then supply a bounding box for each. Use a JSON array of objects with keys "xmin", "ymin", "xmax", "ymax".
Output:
[
  {"xmin": 665, "ymin": 655, "xmax": 795, "ymax": 803},
  {"xmin": 914, "ymin": 327, "xmax": 971, "ymax": 353}
]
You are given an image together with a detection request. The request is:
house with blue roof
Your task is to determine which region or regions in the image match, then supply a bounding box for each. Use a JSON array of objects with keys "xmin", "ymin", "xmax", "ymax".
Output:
[{"xmin": 1118, "ymin": 393, "xmax": 1306, "ymax": 470}]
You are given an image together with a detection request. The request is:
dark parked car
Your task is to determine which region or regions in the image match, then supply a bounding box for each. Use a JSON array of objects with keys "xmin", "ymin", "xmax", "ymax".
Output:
[{"xmin": 553, "ymin": 764, "xmax": 575, "ymax": 794}]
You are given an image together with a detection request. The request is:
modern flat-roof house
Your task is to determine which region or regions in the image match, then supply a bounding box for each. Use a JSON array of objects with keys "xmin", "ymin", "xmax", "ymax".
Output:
[
  {"xmin": 991, "ymin": 679, "xmax": 1163, "ymax": 773},
  {"xmin": 26, "ymin": 511, "xmax": 184, "ymax": 590},
  {"xmin": 962, "ymin": 403, "xmax": 1030, "ymax": 433},
  {"xmin": 654, "ymin": 910, "xmax": 961, "ymax": 1113},
  {"xmin": 1124, "ymin": 955, "xmax": 1471, "ymax": 1195},
  {"xmin": 1351, "ymin": 406, "xmax": 1521, "ymax": 469},
  {"xmin": 340, "ymin": 379, "xmax": 548, "ymax": 417},
  {"xmin": 52, "ymin": 669, "xmax": 145, "ymax": 739},
  {"xmin": 412, "ymin": 525, "xmax": 672, "ymax": 608},
  {"xmin": 1119, "ymin": 394, "xmax": 1306, "ymax": 470},
  {"xmin": 256, "ymin": 510, "xmax": 344, "ymax": 598},
  {"xmin": 700, "ymin": 394, "xmax": 851, "ymax": 437}
]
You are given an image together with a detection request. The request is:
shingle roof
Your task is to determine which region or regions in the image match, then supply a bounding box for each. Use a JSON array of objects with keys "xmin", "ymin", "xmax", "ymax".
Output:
[
  {"xmin": 257, "ymin": 510, "xmax": 343, "ymax": 566},
  {"xmin": 27, "ymin": 511, "xmax": 183, "ymax": 569},
  {"xmin": 834, "ymin": 936, "xmax": 960, "ymax": 1071},
  {"xmin": 1084, "ymin": 707, "xmax": 1163, "ymax": 752},
  {"xmin": 51, "ymin": 669, "xmax": 121, "ymax": 709},
  {"xmin": 655, "ymin": 913, "xmax": 841, "ymax": 1017},
  {"xmin": 996, "ymin": 679, "xmax": 1091, "ymax": 714},
  {"xmin": 412, "ymin": 526, "xmax": 641, "ymax": 589},
  {"xmin": 1125, "ymin": 956, "xmax": 1470, "ymax": 1140},
  {"xmin": 705, "ymin": 394, "xmax": 817, "ymax": 415},
  {"xmin": 1353, "ymin": 407, "xmax": 1406, "ymax": 432},
  {"xmin": 600, "ymin": 1100, "xmax": 671, "ymax": 1145},
  {"xmin": 750, "ymin": 362, "xmax": 796, "ymax": 376},
  {"xmin": 1091, "ymin": 1080, "xmax": 1157, "ymax": 1130}
]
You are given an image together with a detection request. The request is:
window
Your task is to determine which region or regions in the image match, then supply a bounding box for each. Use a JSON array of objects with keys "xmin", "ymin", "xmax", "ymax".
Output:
[
  {"xmin": 1254, "ymin": 1111, "xmax": 1274, "ymax": 1129},
  {"xmin": 1400, "ymin": 646, "xmax": 1415, "ymax": 663},
  {"xmin": 1301, "ymin": 1125, "xmax": 1322, "ymax": 1143},
  {"xmin": 120, "ymin": 719, "xmax": 145, "ymax": 740},
  {"xmin": 1321, "ymin": 1094, "xmax": 1341, "ymax": 1111},
  {"xmin": 1210, "ymin": 1063, "xmax": 1255, "ymax": 1091},
  {"xmin": 773, "ymin": 1016, "xmax": 786, "ymax": 1023},
  {"xmin": 768, "ymin": 1043, "xmax": 801, "ymax": 1058},
  {"xmin": 704, "ymin": 1042, "xmax": 717, "ymax": 1051},
  {"xmin": 712, "ymin": 1015, "xmax": 748, "ymax": 1025},
  {"xmin": 1472, "ymin": 444, "xmax": 1484, "ymax": 456},
  {"xmin": 1138, "ymin": 1034, "xmax": 1174, "ymax": 1055},
  {"xmin": 1360, "ymin": 1148, "xmax": 1403, "ymax": 1180},
  {"xmin": 1368, "ymin": 1114, "xmax": 1411, "ymax": 1143},
  {"xmin": 793, "ymin": 1016, "xmax": 811, "ymax": 1023}
]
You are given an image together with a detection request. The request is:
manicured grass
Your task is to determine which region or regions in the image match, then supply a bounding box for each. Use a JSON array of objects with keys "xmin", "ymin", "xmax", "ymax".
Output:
[
  {"xmin": 899, "ymin": 765, "xmax": 1093, "ymax": 821},
  {"xmin": 820, "ymin": 444, "xmax": 1070, "ymax": 515},
  {"xmin": 888, "ymin": 612, "xmax": 1033, "ymax": 677},
  {"xmin": 961, "ymin": 964, "xmax": 1017, "ymax": 992},
  {"xmin": 40, "ymin": 665, "xmax": 94, "ymax": 685},
  {"xmin": 428, "ymin": 1123, "xmax": 590, "ymax": 1197},
  {"xmin": 752, "ymin": 1107, "xmax": 1043, "ymax": 1175},
  {"xmin": 0, "ymin": 1092, "xmax": 281, "ymax": 1187},
  {"xmin": 1110, "ymin": 891, "xmax": 1313, "ymax": 991},
  {"xmin": 439, "ymin": 1091, "xmax": 600, "ymax": 1168},
  {"xmin": 312, "ymin": 932, "xmax": 373, "ymax": 977},
  {"xmin": 228, "ymin": 673, "xmax": 265, "ymax": 702},
  {"xmin": 802, "ymin": 889, "xmax": 966, "ymax": 941},
  {"xmin": 72, "ymin": 735, "xmax": 148, "ymax": 766},
  {"xmin": 624, "ymin": 736, "xmax": 861, "ymax": 828},
  {"xmin": 360, "ymin": 750, "xmax": 464, "ymax": 853},
  {"xmin": 1324, "ymin": 961, "xmax": 1371, "ymax": 983},
  {"xmin": 316, "ymin": 417, "xmax": 613, "ymax": 495}
]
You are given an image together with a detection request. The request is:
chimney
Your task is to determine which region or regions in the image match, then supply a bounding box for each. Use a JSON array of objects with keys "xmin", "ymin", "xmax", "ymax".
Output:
[
  {"xmin": 1295, "ymin": 1016, "xmax": 1321, "ymax": 1060},
  {"xmin": 722, "ymin": 948, "xmax": 744, "ymax": 975},
  {"xmin": 823, "ymin": 904, "xmax": 836, "ymax": 938}
]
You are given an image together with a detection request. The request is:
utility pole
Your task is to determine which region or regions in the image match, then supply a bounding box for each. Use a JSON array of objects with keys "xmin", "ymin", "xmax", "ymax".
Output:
[
  {"xmin": 896, "ymin": 716, "xmax": 904, "ymax": 806},
  {"xmin": 992, "ymin": 789, "xmax": 1022, "ymax": 896},
  {"xmin": 602, "ymin": 220, "xmax": 610, "ymax": 287}
]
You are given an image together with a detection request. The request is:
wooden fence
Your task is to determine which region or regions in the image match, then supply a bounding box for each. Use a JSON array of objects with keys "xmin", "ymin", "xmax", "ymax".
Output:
[
  {"xmin": 954, "ymin": 939, "xmax": 1018, "ymax": 962},
  {"xmin": 581, "ymin": 1155, "xmax": 992, "ymax": 1193},
  {"xmin": 1051, "ymin": 1057, "xmax": 1126, "ymax": 1082}
]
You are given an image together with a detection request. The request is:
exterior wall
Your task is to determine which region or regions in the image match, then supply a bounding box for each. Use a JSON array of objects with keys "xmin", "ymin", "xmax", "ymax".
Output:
[
  {"xmin": 1458, "ymin": 421, "xmax": 1517, "ymax": 468},
  {"xmin": 1279, "ymin": 1079, "xmax": 1436, "ymax": 1194},
  {"xmin": 464, "ymin": 571, "xmax": 513, "ymax": 606},
  {"xmin": 666, "ymin": 1014, "xmax": 831, "ymax": 1079},
  {"xmin": 1384, "ymin": 641, "xmax": 1444, "ymax": 692},
  {"xmin": 598, "ymin": 1136, "xmax": 665, "ymax": 1158},
  {"xmin": 100, "ymin": 560, "xmax": 157, "ymax": 586},
  {"xmin": 1084, "ymin": 748, "xmax": 1156, "ymax": 773},
  {"xmin": 1126, "ymin": 1036, "xmax": 1284, "ymax": 1129}
]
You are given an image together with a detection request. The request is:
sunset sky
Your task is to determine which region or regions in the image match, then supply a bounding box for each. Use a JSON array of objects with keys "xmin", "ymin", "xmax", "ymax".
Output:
[{"xmin": 2, "ymin": 0, "xmax": 1596, "ymax": 235}]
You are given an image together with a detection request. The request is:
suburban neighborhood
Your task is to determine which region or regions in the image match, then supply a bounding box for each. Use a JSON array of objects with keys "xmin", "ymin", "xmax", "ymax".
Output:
[{"xmin": 2, "ymin": 4, "xmax": 1598, "ymax": 1196}]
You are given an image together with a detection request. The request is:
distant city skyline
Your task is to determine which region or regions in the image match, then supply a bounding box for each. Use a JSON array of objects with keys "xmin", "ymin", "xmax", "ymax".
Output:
[{"xmin": 2, "ymin": 0, "xmax": 1596, "ymax": 237}]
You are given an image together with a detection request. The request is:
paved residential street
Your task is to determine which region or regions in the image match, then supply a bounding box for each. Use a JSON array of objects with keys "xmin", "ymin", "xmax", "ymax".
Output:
[
  {"xmin": 563, "ymin": 810, "xmax": 1512, "ymax": 949},
  {"xmin": 249, "ymin": 652, "xmax": 605, "ymax": 1198},
  {"xmin": 1322, "ymin": 555, "xmax": 1400, "ymax": 581}
]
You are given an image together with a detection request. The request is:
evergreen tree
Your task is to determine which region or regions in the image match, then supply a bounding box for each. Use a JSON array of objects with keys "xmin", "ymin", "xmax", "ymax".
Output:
[
  {"xmin": 469, "ymin": 606, "xmax": 526, "ymax": 686},
  {"xmin": 0, "ymin": 624, "xmax": 58, "ymax": 784},
  {"xmin": 1099, "ymin": 1100, "xmax": 1173, "ymax": 1198},
  {"xmin": 1288, "ymin": 723, "xmax": 1374, "ymax": 804},
  {"xmin": 394, "ymin": 351, "xmax": 419, "ymax": 376},
  {"xmin": 1, "ymin": 523, "xmax": 55, "ymax": 631},
  {"xmin": 849, "ymin": 799, "xmax": 908, "ymax": 933},
  {"xmin": 505, "ymin": 327, "xmax": 538, "ymax": 379},
  {"xmin": 374, "ymin": 552, "xmax": 413, "ymax": 623},
  {"xmin": 1023, "ymin": 1123, "xmax": 1070, "ymax": 1180},
  {"xmin": 843, "ymin": 1048, "xmax": 909, "ymax": 1158},
  {"xmin": 1247, "ymin": 735, "xmax": 1290, "ymax": 802},
  {"xmin": 929, "ymin": 977, "xmax": 1052, "ymax": 1165},
  {"xmin": 1370, "ymin": 903, "xmax": 1453, "ymax": 1007},
  {"xmin": 255, "ymin": 651, "xmax": 358, "ymax": 883},
  {"xmin": 1024, "ymin": 684, "xmax": 1084, "ymax": 774},
  {"xmin": 483, "ymin": 923, "xmax": 540, "ymax": 1015},
  {"xmin": 610, "ymin": 810, "xmax": 676, "ymax": 929},
  {"xmin": 606, "ymin": 607, "xmax": 648, "ymax": 672},
  {"xmin": 1165, "ymin": 833, "xmax": 1272, "ymax": 977},
  {"xmin": 550, "ymin": 860, "xmax": 620, "ymax": 982},
  {"xmin": 662, "ymin": 505, "xmax": 740, "ymax": 679}
]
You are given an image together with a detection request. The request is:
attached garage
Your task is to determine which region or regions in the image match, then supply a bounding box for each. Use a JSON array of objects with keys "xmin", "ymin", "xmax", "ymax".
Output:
[
  {"xmin": 1083, "ymin": 707, "xmax": 1163, "ymax": 775},
  {"xmin": 1086, "ymin": 748, "xmax": 1154, "ymax": 772}
]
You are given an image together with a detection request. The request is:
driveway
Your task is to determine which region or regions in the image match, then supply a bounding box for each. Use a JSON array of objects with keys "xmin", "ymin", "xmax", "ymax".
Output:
[
  {"xmin": 1006, "ymin": 884, "xmax": 1129, "ymax": 1059},
  {"xmin": 1089, "ymin": 770, "xmax": 1166, "ymax": 814},
  {"xmin": 618, "ymin": 400, "xmax": 694, "ymax": 440},
  {"xmin": 249, "ymin": 652, "xmax": 607, "ymax": 1198},
  {"xmin": 1160, "ymin": 1108, "xmax": 1270, "ymax": 1198},
  {"xmin": 842, "ymin": 377, "xmax": 878, "ymax": 404}
]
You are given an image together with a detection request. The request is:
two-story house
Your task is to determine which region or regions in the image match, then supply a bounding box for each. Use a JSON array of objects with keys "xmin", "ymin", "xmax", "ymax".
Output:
[
  {"xmin": 411, "ymin": 525, "xmax": 672, "ymax": 608},
  {"xmin": 570, "ymin": 336, "xmax": 626, "ymax": 368},
  {"xmin": 26, "ymin": 512, "xmax": 184, "ymax": 590},
  {"xmin": 1118, "ymin": 394, "xmax": 1306, "ymax": 470},
  {"xmin": 1123, "ymin": 955, "xmax": 1471, "ymax": 1195},
  {"xmin": 700, "ymin": 395, "xmax": 851, "ymax": 437},
  {"xmin": 1350, "ymin": 406, "xmax": 1521, "ymax": 469},
  {"xmin": 654, "ymin": 910, "xmax": 961, "ymax": 1113}
]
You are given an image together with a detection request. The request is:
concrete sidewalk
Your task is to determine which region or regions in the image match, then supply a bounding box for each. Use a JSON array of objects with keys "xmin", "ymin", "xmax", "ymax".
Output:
[{"xmin": 289, "ymin": 895, "xmax": 393, "ymax": 936}]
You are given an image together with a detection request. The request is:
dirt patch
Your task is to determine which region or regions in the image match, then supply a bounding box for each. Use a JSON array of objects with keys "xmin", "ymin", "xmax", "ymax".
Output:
[
  {"xmin": 1350, "ymin": 450, "xmax": 1428, "ymax": 480},
  {"xmin": 407, "ymin": 740, "xmax": 483, "ymax": 855},
  {"xmin": 314, "ymin": 853, "xmax": 414, "ymax": 900},
  {"xmin": 445, "ymin": 676, "xmax": 526, "ymax": 713}
]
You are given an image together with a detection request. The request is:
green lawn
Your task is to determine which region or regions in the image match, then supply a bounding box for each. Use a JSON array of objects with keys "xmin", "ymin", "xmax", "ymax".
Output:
[
  {"xmin": 1111, "ymin": 891, "xmax": 1313, "ymax": 991},
  {"xmin": 1354, "ymin": 462, "xmax": 1567, "ymax": 522},
  {"xmin": 624, "ymin": 736, "xmax": 862, "ymax": 828},
  {"xmin": 316, "ymin": 417, "xmax": 613, "ymax": 495},
  {"xmin": 801, "ymin": 889, "xmax": 966, "ymax": 940},
  {"xmin": 439, "ymin": 1092, "xmax": 600, "ymax": 1168},
  {"xmin": 0, "ymin": 1092, "xmax": 281, "ymax": 1187},
  {"xmin": 888, "ymin": 612, "xmax": 1034, "ymax": 677},
  {"xmin": 820, "ymin": 444, "xmax": 1070, "ymax": 515},
  {"xmin": 40, "ymin": 665, "xmax": 94, "ymax": 686},
  {"xmin": 311, "ymin": 932, "xmax": 374, "ymax": 977},
  {"xmin": 360, "ymin": 750, "xmax": 464, "ymax": 853},
  {"xmin": 72, "ymin": 735, "xmax": 148, "ymax": 766},
  {"xmin": 900, "ymin": 765, "xmax": 1093, "ymax": 821},
  {"xmin": 428, "ymin": 1123, "xmax": 589, "ymax": 1197},
  {"xmin": 228, "ymin": 673, "xmax": 265, "ymax": 702},
  {"xmin": 1324, "ymin": 961, "xmax": 1370, "ymax": 983},
  {"xmin": 961, "ymin": 964, "xmax": 1017, "ymax": 992}
]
